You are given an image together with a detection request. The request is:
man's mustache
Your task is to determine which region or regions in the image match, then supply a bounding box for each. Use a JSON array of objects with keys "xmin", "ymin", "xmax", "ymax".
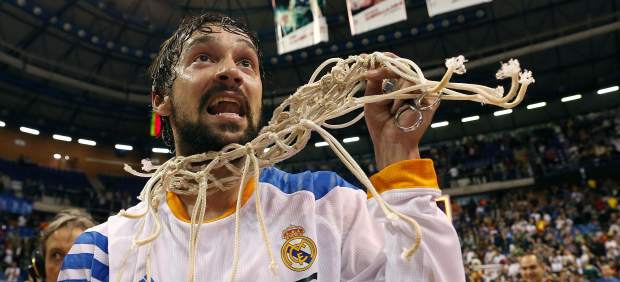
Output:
[{"xmin": 199, "ymin": 83, "xmax": 250, "ymax": 115}]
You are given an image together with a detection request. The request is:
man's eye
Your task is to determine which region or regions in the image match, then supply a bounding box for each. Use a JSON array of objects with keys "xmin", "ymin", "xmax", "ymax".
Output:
[
  {"xmin": 238, "ymin": 59, "xmax": 253, "ymax": 68},
  {"xmin": 194, "ymin": 54, "xmax": 210, "ymax": 62},
  {"xmin": 51, "ymin": 252, "xmax": 64, "ymax": 261}
]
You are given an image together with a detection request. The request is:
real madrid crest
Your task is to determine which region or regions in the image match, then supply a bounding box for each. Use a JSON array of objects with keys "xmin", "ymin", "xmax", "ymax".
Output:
[{"xmin": 280, "ymin": 225, "xmax": 317, "ymax": 272}]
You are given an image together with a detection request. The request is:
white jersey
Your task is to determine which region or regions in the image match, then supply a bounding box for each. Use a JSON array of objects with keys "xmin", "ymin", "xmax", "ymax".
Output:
[{"xmin": 59, "ymin": 159, "xmax": 464, "ymax": 281}]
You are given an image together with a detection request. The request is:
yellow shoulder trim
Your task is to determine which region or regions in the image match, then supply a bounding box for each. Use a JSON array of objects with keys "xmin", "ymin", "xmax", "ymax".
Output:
[
  {"xmin": 166, "ymin": 178, "xmax": 256, "ymax": 223},
  {"xmin": 368, "ymin": 159, "xmax": 439, "ymax": 199}
]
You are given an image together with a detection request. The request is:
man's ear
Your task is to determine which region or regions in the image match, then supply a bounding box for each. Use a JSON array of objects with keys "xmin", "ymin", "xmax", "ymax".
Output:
[{"xmin": 152, "ymin": 91, "xmax": 172, "ymax": 117}]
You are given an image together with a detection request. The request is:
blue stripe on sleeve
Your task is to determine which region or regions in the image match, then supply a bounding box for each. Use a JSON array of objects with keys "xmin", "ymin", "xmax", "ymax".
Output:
[
  {"xmin": 91, "ymin": 258, "xmax": 110, "ymax": 281},
  {"xmin": 74, "ymin": 231, "xmax": 109, "ymax": 254},
  {"xmin": 62, "ymin": 253, "xmax": 109, "ymax": 281},
  {"xmin": 62, "ymin": 253, "xmax": 95, "ymax": 269}
]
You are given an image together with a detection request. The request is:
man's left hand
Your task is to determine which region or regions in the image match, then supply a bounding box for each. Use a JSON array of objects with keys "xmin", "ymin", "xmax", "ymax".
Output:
[{"xmin": 363, "ymin": 54, "xmax": 439, "ymax": 170}]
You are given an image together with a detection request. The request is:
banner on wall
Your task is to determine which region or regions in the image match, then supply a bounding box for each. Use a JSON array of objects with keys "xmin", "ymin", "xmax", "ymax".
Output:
[
  {"xmin": 273, "ymin": 0, "xmax": 329, "ymax": 55},
  {"xmin": 346, "ymin": 0, "xmax": 407, "ymax": 36},
  {"xmin": 426, "ymin": 0, "xmax": 492, "ymax": 17}
]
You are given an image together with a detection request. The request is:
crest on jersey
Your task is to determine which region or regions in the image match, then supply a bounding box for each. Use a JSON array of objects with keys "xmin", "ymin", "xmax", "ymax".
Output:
[{"xmin": 280, "ymin": 225, "xmax": 317, "ymax": 272}]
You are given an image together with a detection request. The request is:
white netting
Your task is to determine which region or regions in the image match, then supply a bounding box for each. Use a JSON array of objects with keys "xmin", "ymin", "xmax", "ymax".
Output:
[{"xmin": 120, "ymin": 52, "xmax": 534, "ymax": 282}]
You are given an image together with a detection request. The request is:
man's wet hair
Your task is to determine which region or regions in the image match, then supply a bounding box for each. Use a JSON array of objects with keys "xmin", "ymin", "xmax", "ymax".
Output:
[{"xmin": 149, "ymin": 13, "xmax": 263, "ymax": 151}]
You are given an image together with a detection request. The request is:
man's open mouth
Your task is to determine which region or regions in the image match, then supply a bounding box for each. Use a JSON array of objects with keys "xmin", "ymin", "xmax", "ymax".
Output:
[{"xmin": 206, "ymin": 96, "xmax": 247, "ymax": 117}]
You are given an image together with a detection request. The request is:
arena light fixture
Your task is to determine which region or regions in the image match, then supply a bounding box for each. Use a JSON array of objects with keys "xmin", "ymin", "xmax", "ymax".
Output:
[
  {"xmin": 430, "ymin": 121, "xmax": 449, "ymax": 128},
  {"xmin": 461, "ymin": 115, "xmax": 479, "ymax": 123},
  {"xmin": 343, "ymin": 136, "xmax": 360, "ymax": 143},
  {"xmin": 20, "ymin": 126, "xmax": 40, "ymax": 135},
  {"xmin": 561, "ymin": 94, "xmax": 581, "ymax": 102},
  {"xmin": 152, "ymin": 147, "xmax": 170, "ymax": 154},
  {"xmin": 64, "ymin": 155, "xmax": 70, "ymax": 160},
  {"xmin": 597, "ymin": 85, "xmax": 619, "ymax": 95},
  {"xmin": 0, "ymin": 120, "xmax": 5, "ymax": 127},
  {"xmin": 115, "ymin": 144, "xmax": 133, "ymax": 151},
  {"xmin": 78, "ymin": 138, "xmax": 96, "ymax": 146},
  {"xmin": 52, "ymin": 134, "xmax": 72, "ymax": 142},
  {"xmin": 493, "ymin": 109, "xmax": 513, "ymax": 116},
  {"xmin": 314, "ymin": 141, "xmax": 328, "ymax": 147},
  {"xmin": 526, "ymin": 102, "xmax": 546, "ymax": 109},
  {"xmin": 53, "ymin": 153, "xmax": 61, "ymax": 160}
]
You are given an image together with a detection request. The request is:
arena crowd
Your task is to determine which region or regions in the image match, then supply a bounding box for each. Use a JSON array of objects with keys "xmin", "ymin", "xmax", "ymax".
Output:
[{"xmin": 0, "ymin": 108, "xmax": 619, "ymax": 281}]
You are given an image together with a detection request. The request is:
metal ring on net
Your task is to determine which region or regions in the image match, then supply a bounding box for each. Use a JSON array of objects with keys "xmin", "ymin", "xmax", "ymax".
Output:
[
  {"xmin": 390, "ymin": 89, "xmax": 442, "ymax": 132},
  {"xmin": 382, "ymin": 78, "xmax": 398, "ymax": 93},
  {"xmin": 394, "ymin": 104, "xmax": 424, "ymax": 132},
  {"xmin": 415, "ymin": 91, "xmax": 443, "ymax": 112}
]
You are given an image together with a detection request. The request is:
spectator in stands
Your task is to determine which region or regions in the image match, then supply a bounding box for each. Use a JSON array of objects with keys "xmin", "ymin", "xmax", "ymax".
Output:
[
  {"xmin": 29, "ymin": 209, "xmax": 96, "ymax": 282},
  {"xmin": 520, "ymin": 254, "xmax": 546, "ymax": 282},
  {"xmin": 598, "ymin": 264, "xmax": 620, "ymax": 282},
  {"xmin": 4, "ymin": 261, "xmax": 20, "ymax": 282}
]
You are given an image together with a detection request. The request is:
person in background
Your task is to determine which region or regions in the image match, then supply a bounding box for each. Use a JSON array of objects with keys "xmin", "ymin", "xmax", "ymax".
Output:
[
  {"xmin": 597, "ymin": 264, "xmax": 620, "ymax": 282},
  {"xmin": 28, "ymin": 209, "xmax": 96, "ymax": 282},
  {"xmin": 520, "ymin": 254, "xmax": 547, "ymax": 282},
  {"xmin": 4, "ymin": 261, "xmax": 21, "ymax": 282},
  {"xmin": 596, "ymin": 264, "xmax": 620, "ymax": 282}
]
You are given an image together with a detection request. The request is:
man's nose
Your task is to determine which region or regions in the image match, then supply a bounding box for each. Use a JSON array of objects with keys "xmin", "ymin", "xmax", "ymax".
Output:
[{"xmin": 215, "ymin": 61, "xmax": 243, "ymax": 89}]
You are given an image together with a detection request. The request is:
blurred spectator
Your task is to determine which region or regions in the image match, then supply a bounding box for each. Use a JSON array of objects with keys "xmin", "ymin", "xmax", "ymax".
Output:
[
  {"xmin": 4, "ymin": 261, "xmax": 20, "ymax": 282},
  {"xmin": 520, "ymin": 254, "xmax": 546, "ymax": 282},
  {"xmin": 599, "ymin": 264, "xmax": 620, "ymax": 282},
  {"xmin": 29, "ymin": 209, "xmax": 96, "ymax": 282}
]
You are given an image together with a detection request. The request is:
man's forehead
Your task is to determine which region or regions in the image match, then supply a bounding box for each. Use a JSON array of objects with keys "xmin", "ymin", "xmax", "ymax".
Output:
[
  {"xmin": 521, "ymin": 256, "xmax": 539, "ymax": 265},
  {"xmin": 185, "ymin": 25, "xmax": 257, "ymax": 50}
]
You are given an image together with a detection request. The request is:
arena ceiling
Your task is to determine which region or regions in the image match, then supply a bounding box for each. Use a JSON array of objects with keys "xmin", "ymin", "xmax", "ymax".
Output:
[{"xmin": 0, "ymin": 0, "xmax": 619, "ymax": 159}]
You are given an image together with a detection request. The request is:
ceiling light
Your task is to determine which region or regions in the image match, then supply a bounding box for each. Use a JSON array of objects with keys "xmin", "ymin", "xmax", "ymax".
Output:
[
  {"xmin": 526, "ymin": 102, "xmax": 546, "ymax": 109},
  {"xmin": 53, "ymin": 153, "xmax": 61, "ymax": 160},
  {"xmin": 152, "ymin": 147, "xmax": 170, "ymax": 154},
  {"xmin": 115, "ymin": 144, "xmax": 133, "ymax": 151},
  {"xmin": 493, "ymin": 109, "xmax": 513, "ymax": 116},
  {"xmin": 20, "ymin": 126, "xmax": 39, "ymax": 135},
  {"xmin": 52, "ymin": 134, "xmax": 72, "ymax": 142},
  {"xmin": 561, "ymin": 94, "xmax": 581, "ymax": 102},
  {"xmin": 597, "ymin": 85, "xmax": 619, "ymax": 95},
  {"xmin": 64, "ymin": 155, "xmax": 70, "ymax": 160},
  {"xmin": 431, "ymin": 121, "xmax": 449, "ymax": 128},
  {"xmin": 78, "ymin": 138, "xmax": 96, "ymax": 146},
  {"xmin": 461, "ymin": 115, "xmax": 479, "ymax": 123},
  {"xmin": 0, "ymin": 120, "xmax": 5, "ymax": 127},
  {"xmin": 315, "ymin": 141, "xmax": 328, "ymax": 147},
  {"xmin": 343, "ymin": 137, "xmax": 360, "ymax": 143}
]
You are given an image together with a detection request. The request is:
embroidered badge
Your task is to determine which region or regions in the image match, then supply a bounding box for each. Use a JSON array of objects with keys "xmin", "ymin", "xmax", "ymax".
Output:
[{"xmin": 280, "ymin": 225, "xmax": 317, "ymax": 272}]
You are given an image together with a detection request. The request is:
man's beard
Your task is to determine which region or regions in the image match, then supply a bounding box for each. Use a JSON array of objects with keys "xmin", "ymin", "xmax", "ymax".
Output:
[{"xmin": 171, "ymin": 92, "xmax": 261, "ymax": 156}]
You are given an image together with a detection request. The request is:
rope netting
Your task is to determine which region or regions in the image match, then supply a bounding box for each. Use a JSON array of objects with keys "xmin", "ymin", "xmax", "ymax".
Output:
[{"xmin": 120, "ymin": 52, "xmax": 534, "ymax": 282}]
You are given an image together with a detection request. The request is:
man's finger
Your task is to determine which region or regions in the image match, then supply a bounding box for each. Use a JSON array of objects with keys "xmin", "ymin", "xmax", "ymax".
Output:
[
  {"xmin": 390, "ymin": 99, "xmax": 408, "ymax": 115},
  {"xmin": 365, "ymin": 67, "xmax": 400, "ymax": 81}
]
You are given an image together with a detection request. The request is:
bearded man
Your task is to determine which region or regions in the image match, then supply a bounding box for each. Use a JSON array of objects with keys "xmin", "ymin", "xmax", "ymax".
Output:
[{"xmin": 58, "ymin": 13, "xmax": 464, "ymax": 281}]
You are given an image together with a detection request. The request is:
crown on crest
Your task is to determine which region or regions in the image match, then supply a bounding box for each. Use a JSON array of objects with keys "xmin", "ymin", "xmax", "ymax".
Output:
[{"xmin": 282, "ymin": 225, "xmax": 305, "ymax": 240}]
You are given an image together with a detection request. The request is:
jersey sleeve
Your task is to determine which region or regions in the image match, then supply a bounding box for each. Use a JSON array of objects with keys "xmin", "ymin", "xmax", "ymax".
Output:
[
  {"xmin": 342, "ymin": 159, "xmax": 465, "ymax": 281},
  {"xmin": 58, "ymin": 223, "xmax": 110, "ymax": 282}
]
